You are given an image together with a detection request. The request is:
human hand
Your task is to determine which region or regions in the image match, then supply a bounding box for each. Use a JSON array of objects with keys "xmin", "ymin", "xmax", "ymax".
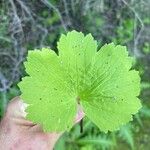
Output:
[{"xmin": 0, "ymin": 97, "xmax": 84, "ymax": 150}]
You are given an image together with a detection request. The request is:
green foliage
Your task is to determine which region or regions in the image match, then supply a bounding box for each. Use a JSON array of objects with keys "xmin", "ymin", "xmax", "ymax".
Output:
[
  {"xmin": 0, "ymin": 85, "xmax": 20, "ymax": 117},
  {"xmin": 143, "ymin": 42, "xmax": 150, "ymax": 54},
  {"xmin": 141, "ymin": 82, "xmax": 150, "ymax": 90},
  {"xmin": 76, "ymin": 134, "xmax": 114, "ymax": 150},
  {"xmin": 140, "ymin": 105, "xmax": 150, "ymax": 118},
  {"xmin": 134, "ymin": 105, "xmax": 150, "ymax": 127},
  {"xmin": 18, "ymin": 30, "xmax": 141, "ymax": 132},
  {"xmin": 143, "ymin": 18, "xmax": 150, "ymax": 24},
  {"xmin": 0, "ymin": 10, "xmax": 10, "ymax": 44},
  {"xmin": 119, "ymin": 124, "xmax": 134, "ymax": 150},
  {"xmin": 0, "ymin": 93, "xmax": 5, "ymax": 118},
  {"xmin": 0, "ymin": 1, "xmax": 149, "ymax": 149},
  {"xmin": 55, "ymin": 117, "xmax": 116, "ymax": 150},
  {"xmin": 113, "ymin": 19, "xmax": 134, "ymax": 44},
  {"xmin": 45, "ymin": 13, "xmax": 60, "ymax": 26},
  {"xmin": 84, "ymin": 11, "xmax": 104, "ymax": 37}
]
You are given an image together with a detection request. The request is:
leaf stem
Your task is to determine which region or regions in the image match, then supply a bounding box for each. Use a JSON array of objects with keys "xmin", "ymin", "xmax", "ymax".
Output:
[{"xmin": 80, "ymin": 118, "xmax": 83, "ymax": 133}]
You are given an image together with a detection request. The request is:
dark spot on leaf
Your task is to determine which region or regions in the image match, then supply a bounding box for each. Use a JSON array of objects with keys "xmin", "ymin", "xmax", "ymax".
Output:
[
  {"xmin": 73, "ymin": 45, "xmax": 77, "ymax": 48},
  {"xmin": 39, "ymin": 98, "xmax": 42, "ymax": 100}
]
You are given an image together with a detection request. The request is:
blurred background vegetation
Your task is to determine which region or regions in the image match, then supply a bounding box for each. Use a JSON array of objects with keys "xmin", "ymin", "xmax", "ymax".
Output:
[{"xmin": 0, "ymin": 0, "xmax": 150, "ymax": 149}]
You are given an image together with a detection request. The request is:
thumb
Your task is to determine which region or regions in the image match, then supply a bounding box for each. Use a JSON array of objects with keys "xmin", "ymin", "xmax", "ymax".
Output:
[
  {"xmin": 5, "ymin": 97, "xmax": 34, "ymax": 126},
  {"xmin": 5, "ymin": 97, "xmax": 27, "ymax": 118},
  {"xmin": 6, "ymin": 97, "xmax": 85, "ymax": 127}
]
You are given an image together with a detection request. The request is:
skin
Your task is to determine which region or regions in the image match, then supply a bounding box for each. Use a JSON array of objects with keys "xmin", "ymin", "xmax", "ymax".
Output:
[{"xmin": 0, "ymin": 97, "xmax": 84, "ymax": 150}]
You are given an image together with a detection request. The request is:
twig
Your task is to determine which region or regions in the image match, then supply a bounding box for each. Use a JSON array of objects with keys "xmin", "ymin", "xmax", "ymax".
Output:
[{"xmin": 121, "ymin": 0, "xmax": 144, "ymax": 57}]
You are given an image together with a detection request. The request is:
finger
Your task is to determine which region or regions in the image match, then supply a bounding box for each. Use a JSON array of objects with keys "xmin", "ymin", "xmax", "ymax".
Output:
[
  {"xmin": 46, "ymin": 132, "xmax": 63, "ymax": 149},
  {"xmin": 29, "ymin": 124, "xmax": 43, "ymax": 132},
  {"xmin": 5, "ymin": 97, "xmax": 35, "ymax": 127},
  {"xmin": 6, "ymin": 96, "xmax": 27, "ymax": 118},
  {"xmin": 74, "ymin": 104, "xmax": 85, "ymax": 123}
]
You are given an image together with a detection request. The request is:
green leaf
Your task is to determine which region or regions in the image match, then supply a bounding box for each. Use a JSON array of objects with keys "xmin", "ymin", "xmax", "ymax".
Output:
[
  {"xmin": 18, "ymin": 48, "xmax": 77, "ymax": 132},
  {"xmin": 57, "ymin": 31, "xmax": 97, "ymax": 94},
  {"xmin": 80, "ymin": 43, "xmax": 141, "ymax": 132},
  {"xmin": 18, "ymin": 30, "xmax": 141, "ymax": 132}
]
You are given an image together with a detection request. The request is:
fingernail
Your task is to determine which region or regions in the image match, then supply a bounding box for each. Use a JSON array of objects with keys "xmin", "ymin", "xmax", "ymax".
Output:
[{"xmin": 20, "ymin": 101, "xmax": 28, "ymax": 117}]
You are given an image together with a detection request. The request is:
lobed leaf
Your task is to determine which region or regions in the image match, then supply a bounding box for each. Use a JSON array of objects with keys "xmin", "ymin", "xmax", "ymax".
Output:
[{"xmin": 18, "ymin": 30, "xmax": 141, "ymax": 132}]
